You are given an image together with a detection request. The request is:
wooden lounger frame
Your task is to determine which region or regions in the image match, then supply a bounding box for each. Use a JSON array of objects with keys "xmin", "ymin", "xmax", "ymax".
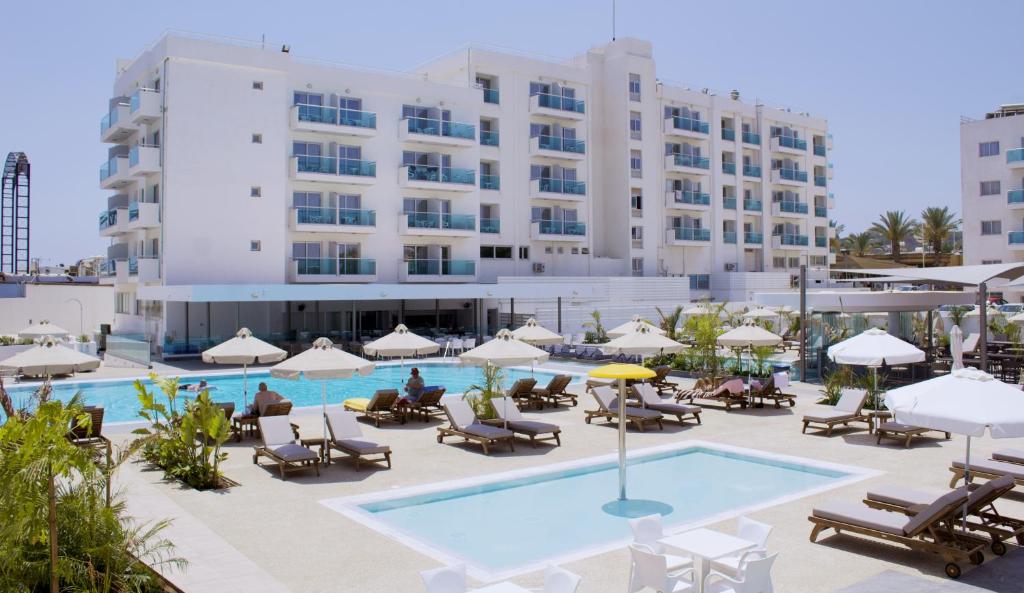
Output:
[
  {"xmin": 949, "ymin": 466, "xmax": 1024, "ymax": 489},
  {"xmin": 436, "ymin": 425, "xmax": 515, "ymax": 455},
  {"xmin": 864, "ymin": 489, "xmax": 1024, "ymax": 549},
  {"xmin": 232, "ymin": 401, "xmax": 294, "ymax": 442},
  {"xmin": 532, "ymin": 375, "xmax": 576, "ymax": 408},
  {"xmin": 875, "ymin": 424, "xmax": 951, "ymax": 448},
  {"xmin": 583, "ymin": 407, "xmax": 663, "ymax": 432},
  {"xmin": 328, "ymin": 440, "xmax": 392, "ymax": 471},
  {"xmin": 408, "ymin": 387, "xmax": 446, "ymax": 422},
  {"xmin": 648, "ymin": 366, "xmax": 678, "ymax": 395},
  {"xmin": 801, "ymin": 413, "xmax": 871, "ymax": 436}
]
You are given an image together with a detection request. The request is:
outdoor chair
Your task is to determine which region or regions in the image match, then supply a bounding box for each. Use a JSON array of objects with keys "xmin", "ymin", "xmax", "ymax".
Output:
[
  {"xmin": 584, "ymin": 386, "xmax": 663, "ymax": 432},
  {"xmin": 343, "ymin": 389, "xmax": 405, "ymax": 426},
  {"xmin": 875, "ymin": 421, "xmax": 950, "ymax": 448},
  {"xmin": 527, "ymin": 565, "xmax": 582, "ymax": 593},
  {"xmin": 628, "ymin": 544, "xmax": 695, "ymax": 593},
  {"xmin": 488, "ymin": 396, "xmax": 561, "ymax": 447},
  {"xmin": 324, "ymin": 410, "xmax": 392, "ymax": 470},
  {"xmin": 801, "ymin": 389, "xmax": 870, "ymax": 436},
  {"xmin": 648, "ymin": 365, "xmax": 678, "ymax": 395},
  {"xmin": 628, "ymin": 514, "xmax": 692, "ymax": 572},
  {"xmin": 703, "ymin": 553, "xmax": 777, "ymax": 593},
  {"xmin": 419, "ymin": 564, "xmax": 466, "ymax": 593},
  {"xmin": 437, "ymin": 398, "xmax": 515, "ymax": 455},
  {"xmin": 710, "ymin": 517, "xmax": 772, "ymax": 577},
  {"xmin": 631, "ymin": 383, "xmax": 702, "ymax": 426},
  {"xmin": 993, "ymin": 449, "xmax": 1024, "ymax": 465},
  {"xmin": 232, "ymin": 400, "xmax": 294, "ymax": 442},
  {"xmin": 506, "ymin": 377, "xmax": 541, "ymax": 410},
  {"xmin": 949, "ymin": 458, "xmax": 1024, "ymax": 488},
  {"xmin": 408, "ymin": 386, "xmax": 446, "ymax": 422},
  {"xmin": 252, "ymin": 416, "xmax": 319, "ymax": 479},
  {"xmin": 532, "ymin": 374, "xmax": 576, "ymax": 407},
  {"xmin": 67, "ymin": 405, "xmax": 112, "ymax": 466},
  {"xmin": 752, "ymin": 374, "xmax": 795, "ymax": 408}
]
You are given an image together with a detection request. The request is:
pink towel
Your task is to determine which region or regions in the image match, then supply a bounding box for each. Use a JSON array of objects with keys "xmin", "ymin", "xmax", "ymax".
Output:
[{"xmin": 722, "ymin": 379, "xmax": 744, "ymax": 394}]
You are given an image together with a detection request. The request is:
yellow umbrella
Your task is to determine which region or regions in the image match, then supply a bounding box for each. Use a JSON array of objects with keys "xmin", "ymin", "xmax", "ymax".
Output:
[{"xmin": 589, "ymin": 364, "xmax": 656, "ymax": 503}]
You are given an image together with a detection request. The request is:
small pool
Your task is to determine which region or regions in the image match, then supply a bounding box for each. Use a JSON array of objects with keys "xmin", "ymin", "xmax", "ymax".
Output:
[
  {"xmin": 5, "ymin": 363, "xmax": 558, "ymax": 423},
  {"xmin": 324, "ymin": 442, "xmax": 872, "ymax": 580}
]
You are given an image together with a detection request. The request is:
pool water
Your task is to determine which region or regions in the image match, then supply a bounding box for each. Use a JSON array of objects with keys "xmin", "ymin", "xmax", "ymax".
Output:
[
  {"xmin": 5, "ymin": 363, "xmax": 556, "ymax": 423},
  {"xmin": 333, "ymin": 446, "xmax": 855, "ymax": 576}
]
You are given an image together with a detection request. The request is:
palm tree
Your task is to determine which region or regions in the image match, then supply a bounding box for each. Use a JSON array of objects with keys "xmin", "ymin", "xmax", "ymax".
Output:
[
  {"xmin": 656, "ymin": 305, "xmax": 683, "ymax": 341},
  {"xmin": 843, "ymin": 232, "xmax": 875, "ymax": 257},
  {"xmin": 829, "ymin": 220, "xmax": 845, "ymax": 253},
  {"xmin": 869, "ymin": 211, "xmax": 918, "ymax": 260},
  {"xmin": 920, "ymin": 206, "xmax": 960, "ymax": 265}
]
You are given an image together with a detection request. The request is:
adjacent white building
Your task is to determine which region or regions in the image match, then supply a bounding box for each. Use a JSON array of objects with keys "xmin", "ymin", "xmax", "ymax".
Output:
[
  {"xmin": 97, "ymin": 34, "xmax": 833, "ymax": 355},
  {"xmin": 961, "ymin": 104, "xmax": 1024, "ymax": 300}
]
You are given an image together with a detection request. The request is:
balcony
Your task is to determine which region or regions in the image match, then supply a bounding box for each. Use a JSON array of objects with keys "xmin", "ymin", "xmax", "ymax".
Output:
[
  {"xmin": 1007, "ymin": 148, "xmax": 1024, "ymax": 167},
  {"xmin": 480, "ymin": 218, "xmax": 500, "ymax": 233},
  {"xmin": 813, "ymin": 144, "xmax": 826, "ymax": 157},
  {"xmin": 530, "ymin": 220, "xmax": 587, "ymax": 242},
  {"xmin": 129, "ymin": 89, "xmax": 160, "ymax": 124},
  {"xmin": 828, "ymin": 193, "xmax": 836, "ymax": 210},
  {"xmin": 100, "ymin": 103, "xmax": 133, "ymax": 143},
  {"xmin": 664, "ymin": 116, "xmax": 709, "ymax": 139},
  {"xmin": 814, "ymin": 206, "xmax": 828, "ymax": 218},
  {"xmin": 399, "ymin": 117, "xmax": 476, "ymax": 147},
  {"xmin": 291, "ymin": 156, "xmax": 376, "ymax": 185},
  {"xmin": 814, "ymin": 176, "xmax": 827, "ymax": 187},
  {"xmin": 291, "ymin": 105, "xmax": 378, "ymax": 137},
  {"xmin": 771, "ymin": 201, "xmax": 809, "ymax": 217},
  {"xmin": 722, "ymin": 129, "xmax": 736, "ymax": 141},
  {"xmin": 723, "ymin": 197, "xmax": 737, "ymax": 210},
  {"xmin": 125, "ymin": 202, "xmax": 160, "ymax": 230},
  {"xmin": 400, "ymin": 259, "xmax": 476, "ymax": 283},
  {"xmin": 815, "ymin": 236, "xmax": 828, "ymax": 248},
  {"xmin": 128, "ymin": 145, "xmax": 160, "ymax": 176},
  {"xmin": 400, "ymin": 165, "xmax": 476, "ymax": 192},
  {"xmin": 771, "ymin": 234, "xmax": 810, "ymax": 248},
  {"xmin": 291, "ymin": 258, "xmax": 377, "ymax": 283},
  {"xmin": 722, "ymin": 162, "xmax": 736, "ymax": 175},
  {"xmin": 743, "ymin": 164, "xmax": 762, "ymax": 178},
  {"xmin": 480, "ymin": 174, "xmax": 500, "ymax": 191},
  {"xmin": 1008, "ymin": 189, "xmax": 1024, "ymax": 208},
  {"xmin": 98, "ymin": 208, "xmax": 127, "ymax": 237},
  {"xmin": 98, "ymin": 259, "xmax": 118, "ymax": 280},
  {"xmin": 665, "ymin": 154, "xmax": 711, "ymax": 175},
  {"xmin": 771, "ymin": 168, "xmax": 808, "ymax": 186},
  {"xmin": 99, "ymin": 155, "xmax": 130, "ymax": 189},
  {"xmin": 666, "ymin": 227, "xmax": 712, "ymax": 245},
  {"xmin": 530, "ymin": 135, "xmax": 586, "ymax": 160},
  {"xmin": 743, "ymin": 198, "xmax": 762, "ymax": 212},
  {"xmin": 1010, "ymin": 231, "xmax": 1024, "ymax": 249},
  {"xmin": 744, "ymin": 232, "xmax": 764, "ymax": 245},
  {"xmin": 724, "ymin": 231, "xmax": 737, "ymax": 244},
  {"xmin": 665, "ymin": 190, "xmax": 711, "ymax": 210},
  {"xmin": 480, "ymin": 130, "xmax": 499, "ymax": 147},
  {"xmin": 529, "ymin": 93, "xmax": 585, "ymax": 120},
  {"xmin": 529, "ymin": 177, "xmax": 586, "ymax": 201},
  {"xmin": 742, "ymin": 131, "xmax": 761, "ymax": 145},
  {"xmin": 117, "ymin": 256, "xmax": 160, "ymax": 283},
  {"xmin": 400, "ymin": 212, "xmax": 477, "ymax": 237},
  {"xmin": 770, "ymin": 136, "xmax": 807, "ymax": 154},
  {"xmin": 292, "ymin": 207, "xmax": 376, "ymax": 234},
  {"xmin": 482, "ymin": 88, "xmax": 499, "ymax": 104}
]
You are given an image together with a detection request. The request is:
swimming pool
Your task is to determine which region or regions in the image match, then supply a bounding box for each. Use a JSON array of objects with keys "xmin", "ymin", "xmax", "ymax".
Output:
[
  {"xmin": 5, "ymin": 363, "xmax": 558, "ymax": 423},
  {"xmin": 323, "ymin": 441, "xmax": 874, "ymax": 580}
]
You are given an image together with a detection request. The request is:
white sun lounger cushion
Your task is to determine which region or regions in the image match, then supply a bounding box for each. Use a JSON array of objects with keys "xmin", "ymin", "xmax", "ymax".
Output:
[
  {"xmin": 267, "ymin": 443, "xmax": 318, "ymax": 462},
  {"xmin": 326, "ymin": 410, "xmax": 363, "ymax": 440},
  {"xmin": 993, "ymin": 449, "xmax": 1024, "ymax": 464},
  {"xmin": 953, "ymin": 459, "xmax": 1024, "ymax": 480},
  {"xmin": 258, "ymin": 416, "xmax": 295, "ymax": 448},
  {"xmin": 812, "ymin": 502, "xmax": 908, "ymax": 535}
]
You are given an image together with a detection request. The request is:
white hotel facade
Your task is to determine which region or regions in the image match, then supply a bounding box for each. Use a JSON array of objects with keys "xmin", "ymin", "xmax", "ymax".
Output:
[{"xmin": 97, "ymin": 34, "xmax": 833, "ymax": 354}]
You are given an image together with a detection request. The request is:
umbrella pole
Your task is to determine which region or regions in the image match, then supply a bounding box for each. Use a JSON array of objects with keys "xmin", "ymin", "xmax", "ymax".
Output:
[
  {"xmin": 243, "ymin": 363, "xmax": 248, "ymax": 411},
  {"xmin": 321, "ymin": 382, "xmax": 328, "ymax": 457},
  {"xmin": 963, "ymin": 435, "xmax": 972, "ymax": 530},
  {"xmin": 618, "ymin": 377, "xmax": 627, "ymax": 501}
]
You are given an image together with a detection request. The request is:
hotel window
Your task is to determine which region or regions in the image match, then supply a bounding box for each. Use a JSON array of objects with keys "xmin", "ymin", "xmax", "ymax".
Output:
[
  {"xmin": 250, "ymin": 186, "xmax": 261, "ymax": 198},
  {"xmin": 632, "ymin": 257, "xmax": 644, "ymax": 276},
  {"xmin": 115, "ymin": 292, "xmax": 131, "ymax": 314},
  {"xmin": 252, "ymin": 81, "xmax": 263, "ymax": 90},
  {"xmin": 788, "ymin": 257, "xmax": 801, "ymax": 268},
  {"xmin": 980, "ymin": 180, "xmax": 1001, "ymax": 196},
  {"xmin": 979, "ymin": 141, "xmax": 1000, "ymax": 157},
  {"xmin": 629, "ymin": 111, "xmax": 642, "ymax": 140},
  {"xmin": 631, "ymin": 190, "xmax": 643, "ymax": 217},
  {"xmin": 251, "ymin": 133, "xmax": 262, "ymax": 144},
  {"xmin": 293, "ymin": 92, "xmax": 323, "ymax": 106},
  {"xmin": 688, "ymin": 274, "xmax": 710, "ymax": 290},
  {"xmin": 981, "ymin": 220, "xmax": 1002, "ymax": 235},
  {"xmin": 773, "ymin": 256, "xmax": 787, "ymax": 269},
  {"xmin": 293, "ymin": 191, "xmax": 323, "ymax": 208},
  {"xmin": 519, "ymin": 246, "xmax": 530, "ymax": 259},
  {"xmin": 810, "ymin": 256, "xmax": 827, "ymax": 266},
  {"xmin": 250, "ymin": 240, "xmax": 261, "ymax": 251},
  {"xmin": 631, "ymin": 226, "xmax": 643, "ymax": 248},
  {"xmin": 630, "ymin": 150, "xmax": 642, "ymax": 178},
  {"xmin": 628, "ymin": 73, "xmax": 641, "ymax": 101},
  {"xmin": 480, "ymin": 246, "xmax": 513, "ymax": 259},
  {"xmin": 982, "ymin": 259, "xmax": 1003, "ymax": 264}
]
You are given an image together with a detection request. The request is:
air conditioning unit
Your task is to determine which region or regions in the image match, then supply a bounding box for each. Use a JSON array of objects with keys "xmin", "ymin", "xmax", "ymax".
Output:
[
  {"xmin": 532, "ymin": 263, "xmax": 546, "ymax": 273},
  {"xmin": 724, "ymin": 263, "xmax": 737, "ymax": 272}
]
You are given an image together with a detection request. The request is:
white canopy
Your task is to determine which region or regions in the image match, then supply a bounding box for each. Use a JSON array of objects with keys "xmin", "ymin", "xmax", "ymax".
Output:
[
  {"xmin": 826, "ymin": 328, "xmax": 925, "ymax": 367},
  {"xmin": 683, "ymin": 304, "xmax": 720, "ymax": 316},
  {"xmin": 606, "ymin": 315, "xmax": 666, "ymax": 338},
  {"xmin": 600, "ymin": 325, "xmax": 684, "ymax": 356},
  {"xmin": 202, "ymin": 327, "xmax": 287, "ymax": 365},
  {"xmin": 18, "ymin": 321, "xmax": 69, "ymax": 340},
  {"xmin": 362, "ymin": 324, "xmax": 440, "ymax": 357},
  {"xmin": 743, "ymin": 308, "xmax": 779, "ymax": 320},
  {"xmin": 836, "ymin": 263, "xmax": 1024, "ymax": 288},
  {"xmin": 0, "ymin": 337, "xmax": 100, "ymax": 376},
  {"xmin": 885, "ymin": 368, "xmax": 1024, "ymax": 438},
  {"xmin": 511, "ymin": 318, "xmax": 564, "ymax": 346},
  {"xmin": 716, "ymin": 320, "xmax": 783, "ymax": 348},
  {"xmin": 950, "ymin": 325, "xmax": 965, "ymax": 371},
  {"xmin": 269, "ymin": 337, "xmax": 374, "ymax": 380},
  {"xmin": 459, "ymin": 329, "xmax": 550, "ymax": 367}
]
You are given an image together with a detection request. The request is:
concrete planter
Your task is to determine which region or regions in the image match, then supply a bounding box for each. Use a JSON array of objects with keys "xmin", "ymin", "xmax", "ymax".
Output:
[{"xmin": 72, "ymin": 341, "xmax": 99, "ymax": 357}]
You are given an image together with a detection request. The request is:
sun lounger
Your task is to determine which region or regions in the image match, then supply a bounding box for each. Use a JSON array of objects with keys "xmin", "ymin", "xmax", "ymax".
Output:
[
  {"xmin": 808, "ymin": 489, "xmax": 986, "ymax": 578},
  {"xmin": 532, "ymin": 375, "xmax": 576, "ymax": 408},
  {"xmin": 698, "ymin": 378, "xmax": 749, "ymax": 411},
  {"xmin": 648, "ymin": 365, "xmax": 678, "ymax": 395},
  {"xmin": 408, "ymin": 386, "xmax": 446, "ymax": 422},
  {"xmin": 752, "ymin": 375, "xmax": 795, "ymax": 408},
  {"xmin": 801, "ymin": 389, "xmax": 870, "ymax": 436},
  {"xmin": 950, "ymin": 459, "xmax": 1024, "ymax": 488},
  {"xmin": 631, "ymin": 383, "xmax": 701, "ymax": 426},
  {"xmin": 437, "ymin": 398, "xmax": 515, "ymax": 455},
  {"xmin": 506, "ymin": 378, "xmax": 541, "ymax": 410},
  {"xmin": 874, "ymin": 421, "xmax": 951, "ymax": 448},
  {"xmin": 962, "ymin": 333, "xmax": 980, "ymax": 354},
  {"xmin": 325, "ymin": 410, "xmax": 392, "ymax": 470},
  {"xmin": 68, "ymin": 405, "xmax": 112, "ymax": 463},
  {"xmin": 232, "ymin": 400, "xmax": 293, "ymax": 442},
  {"xmin": 993, "ymin": 449, "xmax": 1024, "ymax": 465},
  {"xmin": 343, "ymin": 389, "xmax": 405, "ymax": 426},
  {"xmin": 488, "ymin": 396, "xmax": 561, "ymax": 447},
  {"xmin": 584, "ymin": 386, "xmax": 663, "ymax": 432},
  {"xmin": 252, "ymin": 416, "xmax": 319, "ymax": 479}
]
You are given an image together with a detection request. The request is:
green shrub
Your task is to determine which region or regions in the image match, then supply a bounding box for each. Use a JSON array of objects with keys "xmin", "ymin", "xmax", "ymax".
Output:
[
  {"xmin": 0, "ymin": 335, "xmax": 14, "ymax": 346},
  {"xmin": 16, "ymin": 337, "xmax": 34, "ymax": 345},
  {"xmin": 77, "ymin": 334, "xmax": 90, "ymax": 343},
  {"xmin": 820, "ymin": 365, "xmax": 854, "ymax": 405},
  {"xmin": 464, "ymin": 364, "xmax": 505, "ymax": 420}
]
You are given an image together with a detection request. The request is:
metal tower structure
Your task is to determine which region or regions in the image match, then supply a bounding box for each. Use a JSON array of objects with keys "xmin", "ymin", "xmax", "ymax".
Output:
[{"xmin": 1, "ymin": 152, "xmax": 30, "ymax": 274}]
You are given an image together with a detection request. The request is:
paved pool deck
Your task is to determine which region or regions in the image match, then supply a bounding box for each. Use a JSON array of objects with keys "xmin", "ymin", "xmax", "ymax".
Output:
[{"xmin": 98, "ymin": 362, "xmax": 1024, "ymax": 593}]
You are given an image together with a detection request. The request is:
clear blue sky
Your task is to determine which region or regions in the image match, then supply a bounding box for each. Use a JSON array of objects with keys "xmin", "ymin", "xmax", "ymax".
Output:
[{"xmin": 2, "ymin": 0, "xmax": 1022, "ymax": 265}]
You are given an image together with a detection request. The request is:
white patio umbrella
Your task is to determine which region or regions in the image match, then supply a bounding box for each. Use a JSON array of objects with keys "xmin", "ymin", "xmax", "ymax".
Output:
[
  {"xmin": 949, "ymin": 325, "xmax": 965, "ymax": 371},
  {"xmin": 717, "ymin": 320, "xmax": 783, "ymax": 403},
  {"xmin": 18, "ymin": 320, "xmax": 69, "ymax": 341},
  {"xmin": 202, "ymin": 327, "xmax": 287, "ymax": 411},
  {"xmin": 459, "ymin": 329, "xmax": 549, "ymax": 428},
  {"xmin": 827, "ymin": 328, "xmax": 925, "ymax": 413},
  {"xmin": 0, "ymin": 336, "xmax": 100, "ymax": 377},
  {"xmin": 511, "ymin": 318, "xmax": 563, "ymax": 346},
  {"xmin": 600, "ymin": 324, "xmax": 684, "ymax": 358},
  {"xmin": 744, "ymin": 307, "xmax": 781, "ymax": 332},
  {"xmin": 606, "ymin": 315, "xmax": 666, "ymax": 338},
  {"xmin": 683, "ymin": 304, "xmax": 719, "ymax": 316},
  {"xmin": 269, "ymin": 337, "xmax": 375, "ymax": 451},
  {"xmin": 362, "ymin": 324, "xmax": 440, "ymax": 366}
]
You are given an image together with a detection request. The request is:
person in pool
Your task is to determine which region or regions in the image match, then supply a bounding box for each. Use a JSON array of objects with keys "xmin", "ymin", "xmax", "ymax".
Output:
[
  {"xmin": 403, "ymin": 367, "xmax": 425, "ymax": 403},
  {"xmin": 250, "ymin": 382, "xmax": 285, "ymax": 416}
]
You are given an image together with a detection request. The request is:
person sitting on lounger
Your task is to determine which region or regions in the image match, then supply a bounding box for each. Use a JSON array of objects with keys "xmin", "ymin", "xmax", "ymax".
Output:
[
  {"xmin": 250, "ymin": 382, "xmax": 285, "ymax": 416},
  {"xmin": 403, "ymin": 367, "xmax": 425, "ymax": 404}
]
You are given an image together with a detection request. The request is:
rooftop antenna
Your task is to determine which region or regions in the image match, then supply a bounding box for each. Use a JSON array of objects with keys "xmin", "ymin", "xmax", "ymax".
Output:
[{"xmin": 612, "ymin": 0, "xmax": 616, "ymax": 40}]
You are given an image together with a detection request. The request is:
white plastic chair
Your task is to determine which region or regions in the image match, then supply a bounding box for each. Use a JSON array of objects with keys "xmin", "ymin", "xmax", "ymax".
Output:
[
  {"xmin": 629, "ymin": 514, "xmax": 692, "ymax": 571},
  {"xmin": 628, "ymin": 544, "xmax": 695, "ymax": 593},
  {"xmin": 711, "ymin": 517, "xmax": 772, "ymax": 575},
  {"xmin": 450, "ymin": 338, "xmax": 464, "ymax": 355},
  {"xmin": 462, "ymin": 337, "xmax": 476, "ymax": 350},
  {"xmin": 419, "ymin": 564, "xmax": 466, "ymax": 593},
  {"xmin": 704, "ymin": 553, "xmax": 776, "ymax": 593},
  {"xmin": 527, "ymin": 564, "xmax": 582, "ymax": 593}
]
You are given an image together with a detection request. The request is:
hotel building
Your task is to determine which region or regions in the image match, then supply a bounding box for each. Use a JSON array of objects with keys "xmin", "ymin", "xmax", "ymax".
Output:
[{"xmin": 97, "ymin": 34, "xmax": 833, "ymax": 355}]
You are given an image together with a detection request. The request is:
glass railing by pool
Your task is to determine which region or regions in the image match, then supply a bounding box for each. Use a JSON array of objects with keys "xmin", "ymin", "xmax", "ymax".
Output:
[
  {"xmin": 406, "ymin": 165, "xmax": 475, "ymax": 185},
  {"xmin": 669, "ymin": 116, "xmax": 709, "ymax": 134},
  {"xmin": 671, "ymin": 154, "xmax": 710, "ymax": 169},
  {"xmin": 295, "ymin": 257, "xmax": 376, "ymax": 276},
  {"xmin": 536, "ymin": 178, "xmax": 586, "ymax": 195},
  {"xmin": 672, "ymin": 227, "xmax": 711, "ymax": 241}
]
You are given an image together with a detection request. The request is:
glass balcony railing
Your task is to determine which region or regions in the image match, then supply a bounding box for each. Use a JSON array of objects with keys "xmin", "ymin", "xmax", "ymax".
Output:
[
  {"xmin": 405, "ymin": 117, "xmax": 476, "ymax": 140},
  {"xmin": 296, "ymin": 207, "xmax": 376, "ymax": 226},
  {"xmin": 128, "ymin": 256, "xmax": 138, "ymax": 275},
  {"xmin": 406, "ymin": 165, "xmax": 475, "ymax": 185},
  {"xmin": 724, "ymin": 231, "xmax": 737, "ymax": 244},
  {"xmin": 815, "ymin": 237, "xmax": 828, "ymax": 248},
  {"xmin": 480, "ymin": 218, "xmax": 500, "ymax": 233},
  {"xmin": 814, "ymin": 206, "xmax": 828, "ymax": 218},
  {"xmin": 722, "ymin": 129, "xmax": 736, "ymax": 141},
  {"xmin": 536, "ymin": 135, "xmax": 586, "ymax": 154},
  {"xmin": 296, "ymin": 155, "xmax": 376, "ymax": 177},
  {"xmin": 776, "ymin": 201, "xmax": 809, "ymax": 214},
  {"xmin": 669, "ymin": 116, "xmax": 709, "ymax": 134},
  {"xmin": 296, "ymin": 105, "xmax": 378, "ymax": 130},
  {"xmin": 671, "ymin": 154, "xmax": 710, "ymax": 169},
  {"xmin": 480, "ymin": 130, "xmax": 499, "ymax": 146},
  {"xmin": 774, "ymin": 234, "xmax": 810, "ymax": 246},
  {"xmin": 405, "ymin": 212, "xmax": 476, "ymax": 231},
  {"xmin": 742, "ymin": 131, "xmax": 761, "ymax": 145},
  {"xmin": 671, "ymin": 227, "xmax": 711, "ymax": 242},
  {"xmin": 1008, "ymin": 189, "xmax": 1024, "ymax": 205},
  {"xmin": 743, "ymin": 164, "xmax": 761, "ymax": 178},
  {"xmin": 482, "ymin": 88, "xmax": 499, "ymax": 104},
  {"xmin": 99, "ymin": 210, "xmax": 117, "ymax": 229},
  {"xmin": 670, "ymin": 190, "xmax": 711, "ymax": 206},
  {"xmin": 813, "ymin": 144, "xmax": 826, "ymax": 157},
  {"xmin": 128, "ymin": 202, "xmax": 140, "ymax": 221},
  {"xmin": 814, "ymin": 176, "xmax": 827, "ymax": 187},
  {"xmin": 406, "ymin": 259, "xmax": 476, "ymax": 276},
  {"xmin": 536, "ymin": 177, "xmax": 586, "ymax": 195},
  {"xmin": 99, "ymin": 259, "xmax": 116, "ymax": 277},
  {"xmin": 744, "ymin": 232, "xmax": 764, "ymax": 244},
  {"xmin": 536, "ymin": 220, "xmax": 587, "ymax": 236},
  {"xmin": 774, "ymin": 135, "xmax": 807, "ymax": 150},
  {"xmin": 743, "ymin": 199, "xmax": 762, "ymax": 212},
  {"xmin": 723, "ymin": 197, "xmax": 737, "ymax": 209},
  {"xmin": 1007, "ymin": 148, "xmax": 1024, "ymax": 164},
  {"xmin": 99, "ymin": 158, "xmax": 120, "ymax": 181},
  {"xmin": 775, "ymin": 168, "xmax": 809, "ymax": 182},
  {"xmin": 129, "ymin": 89, "xmax": 158, "ymax": 113},
  {"xmin": 295, "ymin": 257, "xmax": 376, "ymax": 276},
  {"xmin": 99, "ymin": 103, "xmax": 128, "ymax": 134},
  {"xmin": 722, "ymin": 162, "xmax": 737, "ymax": 175},
  {"xmin": 480, "ymin": 174, "xmax": 500, "ymax": 190},
  {"xmin": 128, "ymin": 144, "xmax": 157, "ymax": 167},
  {"xmin": 1010, "ymin": 231, "xmax": 1024, "ymax": 245},
  {"xmin": 533, "ymin": 93, "xmax": 585, "ymax": 114}
]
